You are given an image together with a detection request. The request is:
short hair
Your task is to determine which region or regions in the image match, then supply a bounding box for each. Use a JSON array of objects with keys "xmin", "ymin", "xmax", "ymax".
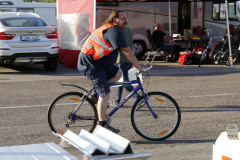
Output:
[{"xmin": 104, "ymin": 10, "xmax": 125, "ymax": 25}]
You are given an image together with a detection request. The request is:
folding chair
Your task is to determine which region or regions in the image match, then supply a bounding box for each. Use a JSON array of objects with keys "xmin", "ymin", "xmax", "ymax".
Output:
[{"xmin": 145, "ymin": 29, "xmax": 165, "ymax": 63}]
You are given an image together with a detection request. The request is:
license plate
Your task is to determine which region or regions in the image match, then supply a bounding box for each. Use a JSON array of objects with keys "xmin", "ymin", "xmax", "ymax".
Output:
[{"xmin": 20, "ymin": 35, "xmax": 40, "ymax": 41}]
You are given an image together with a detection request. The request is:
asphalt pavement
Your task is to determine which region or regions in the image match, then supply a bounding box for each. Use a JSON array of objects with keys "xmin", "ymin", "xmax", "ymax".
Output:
[
  {"xmin": 1, "ymin": 61, "xmax": 240, "ymax": 81},
  {"xmin": 150, "ymin": 62, "xmax": 240, "ymax": 76},
  {"xmin": 1, "ymin": 62, "xmax": 240, "ymax": 160}
]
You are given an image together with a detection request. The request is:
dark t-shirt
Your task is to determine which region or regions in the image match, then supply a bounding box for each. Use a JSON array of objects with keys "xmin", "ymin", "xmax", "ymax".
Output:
[
  {"xmin": 78, "ymin": 25, "xmax": 128, "ymax": 70},
  {"xmin": 152, "ymin": 30, "xmax": 166, "ymax": 48}
]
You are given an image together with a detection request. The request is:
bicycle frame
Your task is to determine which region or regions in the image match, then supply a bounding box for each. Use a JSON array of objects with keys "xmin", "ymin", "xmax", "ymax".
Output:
[
  {"xmin": 71, "ymin": 76, "xmax": 157, "ymax": 121},
  {"xmin": 200, "ymin": 35, "xmax": 227, "ymax": 64},
  {"xmin": 212, "ymin": 37, "xmax": 228, "ymax": 54},
  {"xmin": 201, "ymin": 30, "xmax": 226, "ymax": 56},
  {"xmin": 108, "ymin": 77, "xmax": 157, "ymax": 118}
]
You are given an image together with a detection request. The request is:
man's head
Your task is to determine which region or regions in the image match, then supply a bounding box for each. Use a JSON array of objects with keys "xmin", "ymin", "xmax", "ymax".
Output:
[
  {"xmin": 196, "ymin": 26, "xmax": 202, "ymax": 34},
  {"xmin": 155, "ymin": 23, "xmax": 163, "ymax": 31},
  {"xmin": 105, "ymin": 10, "xmax": 128, "ymax": 30},
  {"xmin": 229, "ymin": 24, "xmax": 234, "ymax": 33}
]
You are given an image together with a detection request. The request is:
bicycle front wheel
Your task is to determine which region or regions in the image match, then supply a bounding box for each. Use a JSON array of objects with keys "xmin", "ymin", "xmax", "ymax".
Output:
[
  {"xmin": 199, "ymin": 49, "xmax": 208, "ymax": 67},
  {"xmin": 48, "ymin": 92, "xmax": 98, "ymax": 136},
  {"xmin": 131, "ymin": 92, "xmax": 181, "ymax": 141}
]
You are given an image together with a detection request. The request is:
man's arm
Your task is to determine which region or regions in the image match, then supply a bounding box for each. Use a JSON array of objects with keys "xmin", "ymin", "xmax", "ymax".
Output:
[
  {"xmin": 164, "ymin": 35, "xmax": 179, "ymax": 40},
  {"xmin": 120, "ymin": 47, "xmax": 144, "ymax": 71}
]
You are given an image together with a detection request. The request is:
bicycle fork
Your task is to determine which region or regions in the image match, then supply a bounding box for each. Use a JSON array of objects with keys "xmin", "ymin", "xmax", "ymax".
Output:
[
  {"xmin": 137, "ymin": 79, "xmax": 158, "ymax": 119},
  {"xmin": 141, "ymin": 89, "xmax": 158, "ymax": 119}
]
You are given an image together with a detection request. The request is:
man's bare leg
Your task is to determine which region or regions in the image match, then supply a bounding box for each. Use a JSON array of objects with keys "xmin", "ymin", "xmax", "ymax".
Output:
[
  {"xmin": 97, "ymin": 93, "xmax": 110, "ymax": 121},
  {"xmin": 98, "ymin": 69, "xmax": 122, "ymax": 121}
]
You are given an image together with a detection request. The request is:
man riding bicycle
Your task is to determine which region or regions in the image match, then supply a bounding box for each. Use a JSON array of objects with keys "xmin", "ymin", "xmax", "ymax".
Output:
[{"xmin": 78, "ymin": 10, "xmax": 145, "ymax": 133}]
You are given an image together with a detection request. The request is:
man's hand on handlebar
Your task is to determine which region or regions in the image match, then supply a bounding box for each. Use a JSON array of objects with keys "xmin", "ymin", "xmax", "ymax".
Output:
[{"xmin": 139, "ymin": 62, "xmax": 152, "ymax": 74}]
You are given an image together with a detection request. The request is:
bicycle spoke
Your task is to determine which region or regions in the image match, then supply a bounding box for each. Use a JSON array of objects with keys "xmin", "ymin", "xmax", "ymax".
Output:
[
  {"xmin": 131, "ymin": 92, "xmax": 181, "ymax": 141},
  {"xmin": 48, "ymin": 92, "xmax": 98, "ymax": 135}
]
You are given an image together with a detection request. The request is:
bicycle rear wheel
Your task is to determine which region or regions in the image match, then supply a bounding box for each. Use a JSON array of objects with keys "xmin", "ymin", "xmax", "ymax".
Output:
[
  {"xmin": 48, "ymin": 92, "xmax": 98, "ymax": 136},
  {"xmin": 131, "ymin": 92, "xmax": 181, "ymax": 141},
  {"xmin": 222, "ymin": 49, "xmax": 238, "ymax": 65}
]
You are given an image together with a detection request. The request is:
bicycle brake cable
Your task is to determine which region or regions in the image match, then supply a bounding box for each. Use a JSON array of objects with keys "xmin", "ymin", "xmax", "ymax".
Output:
[{"xmin": 144, "ymin": 72, "xmax": 151, "ymax": 99}]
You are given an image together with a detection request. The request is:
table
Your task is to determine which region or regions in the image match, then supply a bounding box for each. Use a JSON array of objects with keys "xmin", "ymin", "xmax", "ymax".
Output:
[{"xmin": 173, "ymin": 39, "xmax": 208, "ymax": 52}]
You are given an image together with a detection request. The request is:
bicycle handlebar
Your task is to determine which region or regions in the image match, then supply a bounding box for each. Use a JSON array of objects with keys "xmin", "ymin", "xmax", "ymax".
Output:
[
  {"xmin": 136, "ymin": 64, "xmax": 153, "ymax": 77},
  {"xmin": 205, "ymin": 30, "xmax": 225, "ymax": 39},
  {"xmin": 204, "ymin": 30, "xmax": 210, "ymax": 37},
  {"xmin": 142, "ymin": 65, "xmax": 153, "ymax": 72},
  {"xmin": 206, "ymin": 30, "xmax": 231, "ymax": 41},
  {"xmin": 212, "ymin": 36, "xmax": 223, "ymax": 39},
  {"xmin": 224, "ymin": 34, "xmax": 232, "ymax": 37}
]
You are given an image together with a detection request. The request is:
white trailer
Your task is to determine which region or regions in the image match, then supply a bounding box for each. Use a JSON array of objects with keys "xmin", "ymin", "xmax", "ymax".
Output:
[
  {"xmin": 2, "ymin": 0, "xmax": 238, "ymax": 58},
  {"xmin": 0, "ymin": 0, "xmax": 57, "ymax": 29},
  {"xmin": 204, "ymin": 1, "xmax": 240, "ymax": 37},
  {"xmin": 96, "ymin": 1, "xmax": 206, "ymax": 58},
  {"xmin": 0, "ymin": 1, "xmax": 203, "ymax": 58}
]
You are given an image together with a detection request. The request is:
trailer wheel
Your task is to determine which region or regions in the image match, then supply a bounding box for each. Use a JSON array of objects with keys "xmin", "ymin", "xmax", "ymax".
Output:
[
  {"xmin": 133, "ymin": 40, "xmax": 147, "ymax": 59},
  {"xmin": 44, "ymin": 58, "xmax": 58, "ymax": 71}
]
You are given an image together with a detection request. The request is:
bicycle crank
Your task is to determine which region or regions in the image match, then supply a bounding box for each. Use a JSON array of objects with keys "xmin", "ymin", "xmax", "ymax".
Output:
[{"xmin": 105, "ymin": 115, "xmax": 112, "ymax": 125}]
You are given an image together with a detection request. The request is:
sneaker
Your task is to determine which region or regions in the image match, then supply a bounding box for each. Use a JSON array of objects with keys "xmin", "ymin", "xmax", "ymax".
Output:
[
  {"xmin": 109, "ymin": 101, "xmax": 119, "ymax": 107},
  {"xmin": 136, "ymin": 99, "xmax": 146, "ymax": 110},
  {"xmin": 104, "ymin": 124, "xmax": 120, "ymax": 133}
]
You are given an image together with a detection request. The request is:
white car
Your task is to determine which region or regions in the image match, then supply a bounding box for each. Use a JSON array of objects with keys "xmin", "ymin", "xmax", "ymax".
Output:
[{"xmin": 0, "ymin": 12, "xmax": 59, "ymax": 71}]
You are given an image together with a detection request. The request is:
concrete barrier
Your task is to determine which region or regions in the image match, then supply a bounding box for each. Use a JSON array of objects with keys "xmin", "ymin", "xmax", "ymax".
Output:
[{"xmin": 58, "ymin": 125, "xmax": 151, "ymax": 160}]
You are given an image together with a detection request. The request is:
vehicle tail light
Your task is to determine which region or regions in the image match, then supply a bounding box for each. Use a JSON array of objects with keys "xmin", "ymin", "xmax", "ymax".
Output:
[
  {"xmin": 45, "ymin": 31, "xmax": 58, "ymax": 39},
  {"xmin": 0, "ymin": 48, "xmax": 10, "ymax": 50},
  {"xmin": 0, "ymin": 32, "xmax": 15, "ymax": 40}
]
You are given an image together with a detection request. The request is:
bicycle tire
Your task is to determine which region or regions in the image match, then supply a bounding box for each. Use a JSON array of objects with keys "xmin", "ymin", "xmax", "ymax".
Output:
[
  {"xmin": 48, "ymin": 92, "xmax": 98, "ymax": 136},
  {"xmin": 222, "ymin": 49, "xmax": 238, "ymax": 65},
  {"xmin": 199, "ymin": 49, "xmax": 208, "ymax": 67},
  {"xmin": 131, "ymin": 92, "xmax": 181, "ymax": 141},
  {"xmin": 213, "ymin": 51, "xmax": 223, "ymax": 65}
]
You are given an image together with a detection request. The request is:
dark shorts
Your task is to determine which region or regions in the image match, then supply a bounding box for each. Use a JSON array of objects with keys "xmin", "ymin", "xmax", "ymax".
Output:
[{"xmin": 84, "ymin": 65, "xmax": 119, "ymax": 98}]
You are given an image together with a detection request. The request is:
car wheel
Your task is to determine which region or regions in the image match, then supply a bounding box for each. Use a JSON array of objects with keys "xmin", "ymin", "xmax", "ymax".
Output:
[
  {"xmin": 44, "ymin": 58, "xmax": 58, "ymax": 71},
  {"xmin": 133, "ymin": 41, "xmax": 146, "ymax": 59}
]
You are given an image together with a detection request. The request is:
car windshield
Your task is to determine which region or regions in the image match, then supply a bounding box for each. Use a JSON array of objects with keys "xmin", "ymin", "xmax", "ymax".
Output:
[{"xmin": 1, "ymin": 17, "xmax": 47, "ymax": 27}]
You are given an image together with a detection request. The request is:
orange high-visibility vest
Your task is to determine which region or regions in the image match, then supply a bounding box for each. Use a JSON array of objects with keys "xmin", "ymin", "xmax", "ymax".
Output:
[{"xmin": 81, "ymin": 24, "xmax": 115, "ymax": 60}]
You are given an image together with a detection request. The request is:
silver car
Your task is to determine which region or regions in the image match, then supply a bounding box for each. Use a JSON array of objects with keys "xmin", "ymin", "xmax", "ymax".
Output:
[{"xmin": 0, "ymin": 12, "xmax": 59, "ymax": 71}]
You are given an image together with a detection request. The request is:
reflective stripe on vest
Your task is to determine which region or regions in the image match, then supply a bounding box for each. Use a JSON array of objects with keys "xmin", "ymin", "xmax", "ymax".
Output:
[{"xmin": 81, "ymin": 24, "xmax": 115, "ymax": 60}]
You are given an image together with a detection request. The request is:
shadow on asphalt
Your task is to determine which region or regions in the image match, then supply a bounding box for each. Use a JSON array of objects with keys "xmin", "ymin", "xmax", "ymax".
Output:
[
  {"xmin": 150, "ymin": 63, "xmax": 240, "ymax": 77},
  {"xmin": 1, "ymin": 62, "xmax": 240, "ymax": 77},
  {"xmin": 0, "ymin": 63, "xmax": 80, "ymax": 76},
  {"xmin": 0, "ymin": 63, "xmax": 46, "ymax": 73},
  {"xmin": 131, "ymin": 139, "xmax": 215, "ymax": 145},
  {"xmin": 180, "ymin": 105, "xmax": 240, "ymax": 113}
]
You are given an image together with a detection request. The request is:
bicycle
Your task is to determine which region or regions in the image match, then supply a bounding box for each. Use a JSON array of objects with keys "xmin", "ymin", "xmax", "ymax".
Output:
[
  {"xmin": 199, "ymin": 31, "xmax": 239, "ymax": 67},
  {"xmin": 47, "ymin": 65, "xmax": 181, "ymax": 141}
]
